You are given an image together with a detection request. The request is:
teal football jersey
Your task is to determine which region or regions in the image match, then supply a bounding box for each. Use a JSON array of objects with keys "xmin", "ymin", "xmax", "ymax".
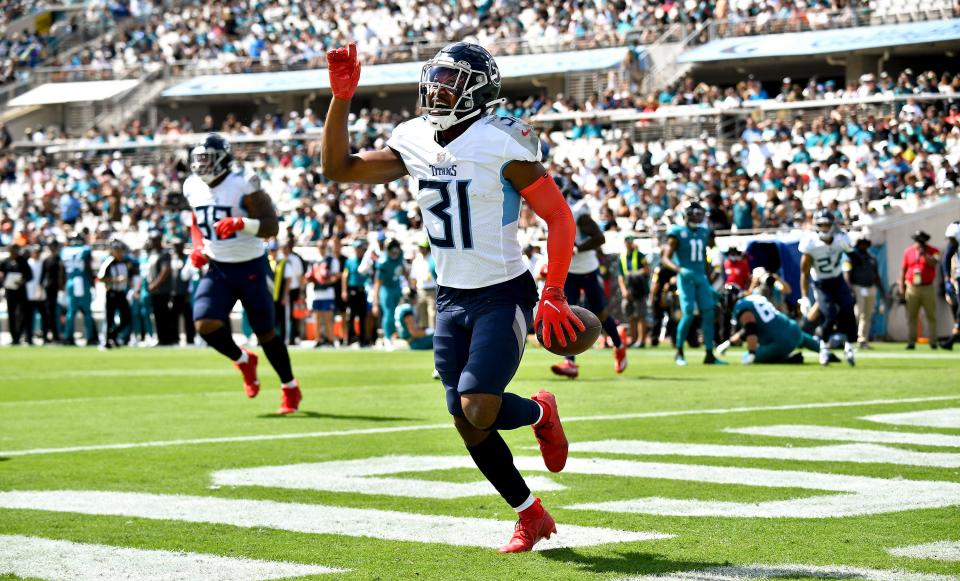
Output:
[
  {"xmin": 667, "ymin": 223, "xmax": 710, "ymax": 270},
  {"xmin": 733, "ymin": 295, "xmax": 793, "ymax": 343}
]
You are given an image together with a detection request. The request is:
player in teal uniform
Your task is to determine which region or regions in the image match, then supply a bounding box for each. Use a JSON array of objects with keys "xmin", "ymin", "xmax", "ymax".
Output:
[
  {"xmin": 371, "ymin": 239, "xmax": 407, "ymax": 347},
  {"xmin": 719, "ymin": 294, "xmax": 821, "ymax": 363},
  {"xmin": 61, "ymin": 234, "xmax": 96, "ymax": 345},
  {"xmin": 396, "ymin": 294, "xmax": 434, "ymax": 350},
  {"xmin": 661, "ymin": 201, "xmax": 724, "ymax": 365}
]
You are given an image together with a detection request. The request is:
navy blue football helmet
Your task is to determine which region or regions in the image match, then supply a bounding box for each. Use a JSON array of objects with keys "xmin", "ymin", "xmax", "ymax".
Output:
[
  {"xmin": 190, "ymin": 133, "xmax": 233, "ymax": 185},
  {"xmin": 814, "ymin": 208, "xmax": 836, "ymax": 240},
  {"xmin": 419, "ymin": 42, "xmax": 503, "ymax": 131}
]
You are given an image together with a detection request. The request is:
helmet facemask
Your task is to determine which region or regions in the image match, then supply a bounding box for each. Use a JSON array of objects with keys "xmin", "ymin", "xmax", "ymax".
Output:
[
  {"xmin": 419, "ymin": 60, "xmax": 488, "ymax": 132},
  {"xmin": 190, "ymin": 143, "xmax": 231, "ymax": 185},
  {"xmin": 684, "ymin": 204, "xmax": 706, "ymax": 225},
  {"xmin": 815, "ymin": 218, "xmax": 835, "ymax": 241}
]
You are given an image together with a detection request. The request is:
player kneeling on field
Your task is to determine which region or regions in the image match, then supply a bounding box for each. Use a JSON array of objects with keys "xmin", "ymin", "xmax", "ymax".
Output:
[
  {"xmin": 396, "ymin": 290, "xmax": 434, "ymax": 350},
  {"xmin": 718, "ymin": 294, "xmax": 822, "ymax": 364}
]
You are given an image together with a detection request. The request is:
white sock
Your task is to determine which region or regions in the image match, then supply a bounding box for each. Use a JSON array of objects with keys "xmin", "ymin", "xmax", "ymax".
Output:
[
  {"xmin": 282, "ymin": 379, "xmax": 298, "ymax": 389},
  {"xmin": 514, "ymin": 494, "xmax": 536, "ymax": 513},
  {"xmin": 235, "ymin": 350, "xmax": 249, "ymax": 364},
  {"xmin": 844, "ymin": 342, "xmax": 854, "ymax": 351},
  {"xmin": 533, "ymin": 400, "xmax": 545, "ymax": 425},
  {"xmin": 820, "ymin": 340, "xmax": 829, "ymax": 351}
]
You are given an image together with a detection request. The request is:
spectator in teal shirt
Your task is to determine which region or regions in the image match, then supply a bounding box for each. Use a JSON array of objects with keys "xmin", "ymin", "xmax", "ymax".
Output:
[{"xmin": 372, "ymin": 239, "xmax": 407, "ymax": 346}]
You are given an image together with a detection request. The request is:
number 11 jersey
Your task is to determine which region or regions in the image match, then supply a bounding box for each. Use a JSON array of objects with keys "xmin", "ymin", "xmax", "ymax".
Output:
[{"xmin": 387, "ymin": 114, "xmax": 541, "ymax": 290}]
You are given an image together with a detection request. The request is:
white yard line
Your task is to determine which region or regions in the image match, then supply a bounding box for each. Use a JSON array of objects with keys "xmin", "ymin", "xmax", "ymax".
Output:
[
  {"xmin": 0, "ymin": 491, "xmax": 669, "ymax": 551},
  {"xmin": 617, "ymin": 563, "xmax": 955, "ymax": 581},
  {"xmin": 889, "ymin": 541, "xmax": 960, "ymax": 562},
  {"xmin": 566, "ymin": 439, "xmax": 960, "ymax": 467},
  {"xmin": 727, "ymin": 425, "xmax": 960, "ymax": 448},
  {"xmin": 2, "ymin": 395, "xmax": 958, "ymax": 457},
  {"xmin": 0, "ymin": 534, "xmax": 344, "ymax": 580},
  {"xmin": 863, "ymin": 408, "xmax": 960, "ymax": 429}
]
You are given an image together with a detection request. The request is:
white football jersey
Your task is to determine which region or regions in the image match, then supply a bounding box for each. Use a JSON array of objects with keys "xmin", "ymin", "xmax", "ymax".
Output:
[
  {"xmin": 799, "ymin": 230, "xmax": 852, "ymax": 281},
  {"xmin": 387, "ymin": 114, "xmax": 541, "ymax": 289},
  {"xmin": 568, "ymin": 199, "xmax": 600, "ymax": 275},
  {"xmin": 946, "ymin": 221, "xmax": 959, "ymax": 277},
  {"xmin": 184, "ymin": 170, "xmax": 265, "ymax": 263}
]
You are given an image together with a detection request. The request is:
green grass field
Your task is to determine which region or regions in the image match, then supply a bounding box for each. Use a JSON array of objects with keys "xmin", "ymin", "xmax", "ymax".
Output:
[{"xmin": 1, "ymin": 344, "xmax": 959, "ymax": 580}]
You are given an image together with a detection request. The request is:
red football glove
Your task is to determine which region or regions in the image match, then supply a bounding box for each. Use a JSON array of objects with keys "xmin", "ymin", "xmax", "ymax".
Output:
[
  {"xmin": 214, "ymin": 217, "xmax": 245, "ymax": 239},
  {"xmin": 190, "ymin": 247, "xmax": 208, "ymax": 268},
  {"xmin": 534, "ymin": 286, "xmax": 585, "ymax": 349},
  {"xmin": 327, "ymin": 43, "xmax": 361, "ymax": 100}
]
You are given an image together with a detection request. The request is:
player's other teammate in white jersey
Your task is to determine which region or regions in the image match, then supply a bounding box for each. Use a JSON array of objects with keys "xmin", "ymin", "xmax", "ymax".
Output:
[
  {"xmin": 185, "ymin": 134, "xmax": 302, "ymax": 414},
  {"xmin": 798, "ymin": 209, "xmax": 856, "ymax": 366},
  {"xmin": 549, "ymin": 196, "xmax": 627, "ymax": 379},
  {"xmin": 322, "ymin": 42, "xmax": 582, "ymax": 552},
  {"xmin": 942, "ymin": 220, "xmax": 960, "ymax": 349}
]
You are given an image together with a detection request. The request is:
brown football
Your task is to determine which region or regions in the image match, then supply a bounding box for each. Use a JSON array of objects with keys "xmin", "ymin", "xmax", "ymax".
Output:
[{"xmin": 536, "ymin": 305, "xmax": 602, "ymax": 356}]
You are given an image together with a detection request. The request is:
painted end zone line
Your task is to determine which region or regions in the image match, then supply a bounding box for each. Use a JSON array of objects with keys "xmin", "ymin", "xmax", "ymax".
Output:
[
  {"xmin": 2, "ymin": 395, "xmax": 958, "ymax": 457},
  {"xmin": 890, "ymin": 541, "xmax": 960, "ymax": 562},
  {"xmin": 0, "ymin": 490, "xmax": 669, "ymax": 551},
  {"xmin": 0, "ymin": 534, "xmax": 343, "ymax": 581}
]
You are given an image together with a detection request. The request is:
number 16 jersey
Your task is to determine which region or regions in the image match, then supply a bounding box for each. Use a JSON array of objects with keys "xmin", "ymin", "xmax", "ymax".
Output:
[
  {"xmin": 387, "ymin": 114, "xmax": 541, "ymax": 290},
  {"xmin": 184, "ymin": 170, "xmax": 264, "ymax": 263}
]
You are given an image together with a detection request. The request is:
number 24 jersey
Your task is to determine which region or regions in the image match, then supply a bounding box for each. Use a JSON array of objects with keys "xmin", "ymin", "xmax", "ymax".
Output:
[
  {"xmin": 387, "ymin": 114, "xmax": 541, "ymax": 290},
  {"xmin": 798, "ymin": 230, "xmax": 852, "ymax": 281}
]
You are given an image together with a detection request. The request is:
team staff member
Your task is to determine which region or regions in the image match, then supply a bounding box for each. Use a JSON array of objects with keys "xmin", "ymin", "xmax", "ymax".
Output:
[
  {"xmin": 901, "ymin": 230, "xmax": 939, "ymax": 349},
  {"xmin": 97, "ymin": 241, "xmax": 132, "ymax": 348},
  {"xmin": 845, "ymin": 238, "xmax": 884, "ymax": 349},
  {"xmin": 617, "ymin": 233, "xmax": 649, "ymax": 347},
  {"xmin": 341, "ymin": 239, "xmax": 371, "ymax": 347}
]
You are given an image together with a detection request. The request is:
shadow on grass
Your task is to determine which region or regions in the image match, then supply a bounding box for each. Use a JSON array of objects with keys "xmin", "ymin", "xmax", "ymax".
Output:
[
  {"xmin": 0, "ymin": 457, "xmax": 8, "ymax": 462},
  {"xmin": 256, "ymin": 411, "xmax": 421, "ymax": 422},
  {"xmin": 633, "ymin": 376, "xmax": 704, "ymax": 382},
  {"xmin": 540, "ymin": 548, "xmax": 715, "ymax": 576}
]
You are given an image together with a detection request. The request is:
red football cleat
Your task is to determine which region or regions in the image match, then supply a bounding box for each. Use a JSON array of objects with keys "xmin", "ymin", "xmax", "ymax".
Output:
[
  {"xmin": 550, "ymin": 359, "xmax": 579, "ymax": 379},
  {"xmin": 233, "ymin": 349, "xmax": 260, "ymax": 398},
  {"xmin": 615, "ymin": 346, "xmax": 628, "ymax": 374},
  {"xmin": 531, "ymin": 390, "xmax": 568, "ymax": 473},
  {"xmin": 277, "ymin": 383, "xmax": 302, "ymax": 415},
  {"xmin": 499, "ymin": 498, "xmax": 557, "ymax": 553}
]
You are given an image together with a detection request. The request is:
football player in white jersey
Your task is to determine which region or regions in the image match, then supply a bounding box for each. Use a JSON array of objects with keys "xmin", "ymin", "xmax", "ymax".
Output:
[
  {"xmin": 941, "ymin": 220, "xmax": 960, "ymax": 349},
  {"xmin": 549, "ymin": 194, "xmax": 627, "ymax": 378},
  {"xmin": 185, "ymin": 134, "xmax": 303, "ymax": 414},
  {"xmin": 798, "ymin": 209, "xmax": 856, "ymax": 366},
  {"xmin": 322, "ymin": 42, "xmax": 583, "ymax": 552}
]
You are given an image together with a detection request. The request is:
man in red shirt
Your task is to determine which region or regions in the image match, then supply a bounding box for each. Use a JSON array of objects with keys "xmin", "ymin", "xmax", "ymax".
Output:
[
  {"xmin": 901, "ymin": 230, "xmax": 940, "ymax": 349},
  {"xmin": 724, "ymin": 247, "xmax": 751, "ymax": 290}
]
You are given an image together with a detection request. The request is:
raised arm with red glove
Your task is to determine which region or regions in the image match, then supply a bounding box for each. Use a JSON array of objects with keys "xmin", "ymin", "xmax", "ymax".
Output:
[
  {"xmin": 327, "ymin": 43, "xmax": 361, "ymax": 100},
  {"xmin": 520, "ymin": 174, "xmax": 584, "ymax": 349},
  {"xmin": 189, "ymin": 213, "xmax": 208, "ymax": 268}
]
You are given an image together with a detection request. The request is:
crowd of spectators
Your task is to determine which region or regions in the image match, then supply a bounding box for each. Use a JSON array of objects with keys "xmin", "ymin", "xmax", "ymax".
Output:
[
  {"xmin": 2, "ymin": 70, "xmax": 959, "ymax": 257},
  {"xmin": 40, "ymin": 0, "xmax": 880, "ymax": 80}
]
